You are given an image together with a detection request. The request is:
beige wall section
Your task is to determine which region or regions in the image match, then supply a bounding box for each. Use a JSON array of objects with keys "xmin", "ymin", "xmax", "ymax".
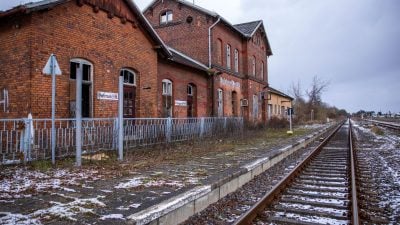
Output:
[{"xmin": 268, "ymin": 91, "xmax": 292, "ymax": 119}]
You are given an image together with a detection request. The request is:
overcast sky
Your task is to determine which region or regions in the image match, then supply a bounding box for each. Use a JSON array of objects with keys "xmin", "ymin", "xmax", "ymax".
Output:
[{"xmin": 1, "ymin": 0, "xmax": 399, "ymax": 113}]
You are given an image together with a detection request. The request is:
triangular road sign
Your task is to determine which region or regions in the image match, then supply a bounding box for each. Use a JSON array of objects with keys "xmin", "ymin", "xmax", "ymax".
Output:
[{"xmin": 43, "ymin": 54, "xmax": 62, "ymax": 75}]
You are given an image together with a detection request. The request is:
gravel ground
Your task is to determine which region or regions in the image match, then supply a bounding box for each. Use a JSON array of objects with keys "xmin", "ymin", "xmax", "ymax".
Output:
[{"xmin": 352, "ymin": 120, "xmax": 400, "ymax": 224}]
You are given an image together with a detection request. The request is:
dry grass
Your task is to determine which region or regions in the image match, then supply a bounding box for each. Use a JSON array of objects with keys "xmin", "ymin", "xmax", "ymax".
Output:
[{"xmin": 10, "ymin": 127, "xmax": 313, "ymax": 178}]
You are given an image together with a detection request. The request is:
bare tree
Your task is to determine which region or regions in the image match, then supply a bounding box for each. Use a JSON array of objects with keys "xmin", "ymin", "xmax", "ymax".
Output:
[{"xmin": 306, "ymin": 76, "xmax": 329, "ymax": 107}]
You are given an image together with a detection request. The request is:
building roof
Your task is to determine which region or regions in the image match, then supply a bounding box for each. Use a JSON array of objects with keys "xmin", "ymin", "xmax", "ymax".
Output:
[
  {"xmin": 233, "ymin": 20, "xmax": 263, "ymax": 37},
  {"xmin": 269, "ymin": 87, "xmax": 294, "ymax": 100},
  {"xmin": 144, "ymin": 0, "xmax": 272, "ymax": 56},
  {"xmin": 0, "ymin": 0, "xmax": 172, "ymax": 58},
  {"xmin": 167, "ymin": 47, "xmax": 209, "ymax": 72}
]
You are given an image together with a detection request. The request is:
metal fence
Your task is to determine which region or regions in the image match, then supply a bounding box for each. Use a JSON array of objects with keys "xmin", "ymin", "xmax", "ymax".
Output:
[{"xmin": 0, "ymin": 117, "xmax": 243, "ymax": 164}]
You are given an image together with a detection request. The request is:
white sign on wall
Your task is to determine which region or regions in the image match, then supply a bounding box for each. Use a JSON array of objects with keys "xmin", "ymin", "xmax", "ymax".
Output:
[
  {"xmin": 175, "ymin": 100, "xmax": 187, "ymax": 106},
  {"xmin": 220, "ymin": 77, "xmax": 240, "ymax": 88},
  {"xmin": 97, "ymin": 91, "xmax": 118, "ymax": 100}
]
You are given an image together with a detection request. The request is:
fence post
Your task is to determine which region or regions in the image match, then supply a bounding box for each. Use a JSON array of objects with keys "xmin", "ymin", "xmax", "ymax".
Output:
[
  {"xmin": 200, "ymin": 117, "xmax": 205, "ymax": 138},
  {"xmin": 166, "ymin": 117, "xmax": 172, "ymax": 142},
  {"xmin": 26, "ymin": 118, "xmax": 32, "ymax": 161},
  {"xmin": 75, "ymin": 62, "xmax": 83, "ymax": 167},
  {"xmin": 118, "ymin": 74, "xmax": 124, "ymax": 161},
  {"xmin": 224, "ymin": 117, "xmax": 227, "ymax": 131},
  {"xmin": 22, "ymin": 119, "xmax": 28, "ymax": 162}
]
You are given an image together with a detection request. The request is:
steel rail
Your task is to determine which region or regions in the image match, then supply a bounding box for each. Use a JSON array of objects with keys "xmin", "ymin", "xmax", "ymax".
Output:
[
  {"xmin": 233, "ymin": 121, "xmax": 345, "ymax": 225},
  {"xmin": 367, "ymin": 119, "xmax": 400, "ymax": 130},
  {"xmin": 349, "ymin": 120, "xmax": 360, "ymax": 224}
]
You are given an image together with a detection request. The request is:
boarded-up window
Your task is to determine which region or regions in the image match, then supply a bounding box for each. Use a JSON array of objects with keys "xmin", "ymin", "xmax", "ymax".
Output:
[{"xmin": 216, "ymin": 39, "xmax": 223, "ymax": 65}]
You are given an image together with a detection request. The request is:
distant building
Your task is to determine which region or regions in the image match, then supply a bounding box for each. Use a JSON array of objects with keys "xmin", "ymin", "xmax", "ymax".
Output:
[{"xmin": 267, "ymin": 87, "xmax": 293, "ymax": 119}]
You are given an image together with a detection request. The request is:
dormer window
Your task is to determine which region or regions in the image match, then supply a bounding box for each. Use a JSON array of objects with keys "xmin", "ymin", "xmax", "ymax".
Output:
[{"xmin": 160, "ymin": 10, "xmax": 173, "ymax": 24}]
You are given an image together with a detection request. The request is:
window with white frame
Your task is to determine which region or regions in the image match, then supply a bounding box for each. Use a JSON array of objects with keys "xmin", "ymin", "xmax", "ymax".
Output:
[
  {"xmin": 162, "ymin": 79, "xmax": 173, "ymax": 117},
  {"xmin": 252, "ymin": 56, "xmax": 256, "ymax": 76},
  {"xmin": 160, "ymin": 10, "xmax": 173, "ymax": 24},
  {"xmin": 252, "ymin": 94, "xmax": 258, "ymax": 119},
  {"xmin": 162, "ymin": 79, "xmax": 172, "ymax": 96},
  {"xmin": 70, "ymin": 58, "xmax": 93, "ymax": 118},
  {"xmin": 226, "ymin": 44, "xmax": 231, "ymax": 69},
  {"xmin": 120, "ymin": 69, "xmax": 136, "ymax": 86},
  {"xmin": 234, "ymin": 49, "xmax": 239, "ymax": 73},
  {"xmin": 187, "ymin": 84, "xmax": 193, "ymax": 96}
]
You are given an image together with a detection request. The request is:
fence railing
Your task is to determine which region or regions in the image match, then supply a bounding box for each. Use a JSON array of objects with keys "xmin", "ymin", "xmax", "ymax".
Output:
[{"xmin": 0, "ymin": 117, "xmax": 243, "ymax": 164}]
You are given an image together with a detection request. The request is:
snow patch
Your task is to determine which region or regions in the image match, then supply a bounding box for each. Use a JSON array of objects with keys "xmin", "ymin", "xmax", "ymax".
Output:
[{"xmin": 100, "ymin": 214, "xmax": 125, "ymax": 220}]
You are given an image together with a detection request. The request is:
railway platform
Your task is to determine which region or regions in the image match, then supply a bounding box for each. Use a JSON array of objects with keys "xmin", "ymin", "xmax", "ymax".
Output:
[{"xmin": 0, "ymin": 123, "xmax": 337, "ymax": 225}]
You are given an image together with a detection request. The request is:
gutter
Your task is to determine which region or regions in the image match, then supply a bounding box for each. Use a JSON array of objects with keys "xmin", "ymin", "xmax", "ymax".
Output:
[
  {"xmin": 208, "ymin": 17, "xmax": 221, "ymax": 117},
  {"xmin": 208, "ymin": 16, "xmax": 221, "ymax": 68}
]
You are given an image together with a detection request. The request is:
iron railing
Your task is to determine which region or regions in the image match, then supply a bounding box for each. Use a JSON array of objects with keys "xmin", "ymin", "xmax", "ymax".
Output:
[{"xmin": 0, "ymin": 117, "xmax": 243, "ymax": 164}]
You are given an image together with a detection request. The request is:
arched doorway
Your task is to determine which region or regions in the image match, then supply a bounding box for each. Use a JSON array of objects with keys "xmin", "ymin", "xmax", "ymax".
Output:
[
  {"xmin": 120, "ymin": 69, "xmax": 136, "ymax": 118},
  {"xmin": 187, "ymin": 84, "xmax": 196, "ymax": 117}
]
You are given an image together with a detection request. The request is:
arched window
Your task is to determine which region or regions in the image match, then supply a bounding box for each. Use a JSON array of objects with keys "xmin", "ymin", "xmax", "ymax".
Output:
[
  {"xmin": 234, "ymin": 49, "xmax": 239, "ymax": 73},
  {"xmin": 162, "ymin": 79, "xmax": 173, "ymax": 117},
  {"xmin": 187, "ymin": 84, "xmax": 196, "ymax": 117},
  {"xmin": 226, "ymin": 44, "xmax": 231, "ymax": 69},
  {"xmin": 160, "ymin": 10, "xmax": 173, "ymax": 24},
  {"xmin": 70, "ymin": 58, "xmax": 93, "ymax": 118},
  {"xmin": 217, "ymin": 88, "xmax": 223, "ymax": 117},
  {"xmin": 260, "ymin": 61, "xmax": 264, "ymax": 81},
  {"xmin": 252, "ymin": 56, "xmax": 256, "ymax": 76},
  {"xmin": 253, "ymin": 94, "xmax": 259, "ymax": 119},
  {"xmin": 120, "ymin": 68, "xmax": 136, "ymax": 118},
  {"xmin": 162, "ymin": 79, "xmax": 172, "ymax": 96}
]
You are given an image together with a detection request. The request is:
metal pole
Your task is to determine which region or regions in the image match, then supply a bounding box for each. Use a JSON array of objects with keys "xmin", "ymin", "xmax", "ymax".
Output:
[
  {"xmin": 289, "ymin": 109, "xmax": 293, "ymax": 132},
  {"xmin": 118, "ymin": 75, "xmax": 124, "ymax": 161},
  {"xmin": 51, "ymin": 54, "xmax": 56, "ymax": 165},
  {"xmin": 76, "ymin": 63, "xmax": 82, "ymax": 167}
]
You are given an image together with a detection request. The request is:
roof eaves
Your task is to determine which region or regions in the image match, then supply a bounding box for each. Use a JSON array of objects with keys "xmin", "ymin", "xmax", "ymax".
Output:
[{"xmin": 168, "ymin": 47, "xmax": 209, "ymax": 71}]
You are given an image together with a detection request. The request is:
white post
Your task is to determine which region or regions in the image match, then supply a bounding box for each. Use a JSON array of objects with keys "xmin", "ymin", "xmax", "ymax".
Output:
[
  {"xmin": 166, "ymin": 117, "xmax": 172, "ymax": 142},
  {"xmin": 51, "ymin": 54, "xmax": 56, "ymax": 165},
  {"xmin": 287, "ymin": 108, "xmax": 293, "ymax": 135},
  {"xmin": 289, "ymin": 109, "xmax": 293, "ymax": 132},
  {"xmin": 200, "ymin": 117, "xmax": 205, "ymax": 138},
  {"xmin": 118, "ymin": 75, "xmax": 124, "ymax": 161},
  {"xmin": 75, "ymin": 63, "xmax": 82, "ymax": 167}
]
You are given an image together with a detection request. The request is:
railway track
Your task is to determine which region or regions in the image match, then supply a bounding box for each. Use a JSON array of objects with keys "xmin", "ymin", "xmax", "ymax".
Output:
[
  {"xmin": 367, "ymin": 119, "xmax": 400, "ymax": 130},
  {"xmin": 234, "ymin": 120, "xmax": 359, "ymax": 225}
]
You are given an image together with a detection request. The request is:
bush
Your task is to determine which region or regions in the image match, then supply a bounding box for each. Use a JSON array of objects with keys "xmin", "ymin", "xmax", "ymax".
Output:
[
  {"xmin": 268, "ymin": 117, "xmax": 289, "ymax": 129},
  {"xmin": 371, "ymin": 126, "xmax": 384, "ymax": 135}
]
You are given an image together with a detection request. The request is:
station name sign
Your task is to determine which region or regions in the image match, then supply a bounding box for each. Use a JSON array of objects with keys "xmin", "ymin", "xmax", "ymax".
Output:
[
  {"xmin": 220, "ymin": 77, "xmax": 240, "ymax": 88},
  {"xmin": 97, "ymin": 91, "xmax": 118, "ymax": 101},
  {"xmin": 175, "ymin": 100, "xmax": 187, "ymax": 106}
]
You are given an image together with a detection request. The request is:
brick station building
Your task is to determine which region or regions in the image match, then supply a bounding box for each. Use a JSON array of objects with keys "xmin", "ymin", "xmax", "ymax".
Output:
[
  {"xmin": 143, "ymin": 0, "xmax": 273, "ymax": 122},
  {"xmin": 0, "ymin": 0, "xmax": 277, "ymax": 124},
  {"xmin": 0, "ymin": 0, "xmax": 212, "ymax": 119}
]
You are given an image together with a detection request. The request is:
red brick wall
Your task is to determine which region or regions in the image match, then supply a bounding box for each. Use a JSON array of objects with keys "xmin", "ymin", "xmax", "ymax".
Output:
[
  {"xmin": 0, "ymin": 15, "xmax": 33, "ymax": 118},
  {"xmin": 1, "ymin": 1, "xmax": 160, "ymax": 119},
  {"xmin": 214, "ymin": 73, "xmax": 243, "ymax": 117},
  {"xmin": 158, "ymin": 59, "xmax": 209, "ymax": 117},
  {"xmin": 211, "ymin": 23, "xmax": 244, "ymax": 75},
  {"xmin": 246, "ymin": 29, "xmax": 269, "ymax": 82},
  {"xmin": 144, "ymin": 0, "xmax": 211, "ymax": 65}
]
